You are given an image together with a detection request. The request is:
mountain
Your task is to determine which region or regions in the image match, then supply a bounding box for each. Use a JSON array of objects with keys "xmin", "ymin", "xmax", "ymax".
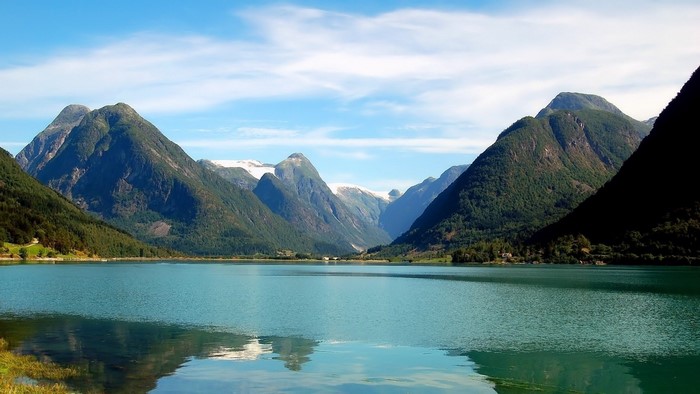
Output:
[
  {"xmin": 203, "ymin": 154, "xmax": 393, "ymax": 251},
  {"xmin": 331, "ymin": 184, "xmax": 399, "ymax": 227},
  {"xmin": 26, "ymin": 103, "xmax": 319, "ymax": 256},
  {"xmin": 536, "ymin": 92, "xmax": 626, "ymax": 117},
  {"xmin": 0, "ymin": 147, "xmax": 163, "ymax": 257},
  {"xmin": 199, "ymin": 159, "xmax": 258, "ymax": 190},
  {"xmin": 379, "ymin": 165, "xmax": 468, "ymax": 239},
  {"xmin": 394, "ymin": 94, "xmax": 650, "ymax": 250},
  {"xmin": 254, "ymin": 173, "xmax": 348, "ymax": 253},
  {"xmin": 272, "ymin": 153, "xmax": 391, "ymax": 251},
  {"xmin": 536, "ymin": 93, "xmax": 650, "ymax": 134},
  {"xmin": 15, "ymin": 104, "xmax": 90, "ymax": 174},
  {"xmin": 532, "ymin": 66, "xmax": 700, "ymax": 262}
]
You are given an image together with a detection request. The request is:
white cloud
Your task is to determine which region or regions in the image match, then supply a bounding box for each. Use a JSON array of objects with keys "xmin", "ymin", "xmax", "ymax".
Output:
[
  {"xmin": 1, "ymin": 1, "xmax": 699, "ymax": 131},
  {"xmin": 236, "ymin": 127, "xmax": 300, "ymax": 138},
  {"xmin": 178, "ymin": 134, "xmax": 492, "ymax": 154}
]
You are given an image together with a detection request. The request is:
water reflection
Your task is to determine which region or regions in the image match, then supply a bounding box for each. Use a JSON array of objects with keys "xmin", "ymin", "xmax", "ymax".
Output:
[
  {"xmin": 0, "ymin": 314, "xmax": 488, "ymax": 393},
  {"xmin": 0, "ymin": 314, "xmax": 321, "ymax": 393}
]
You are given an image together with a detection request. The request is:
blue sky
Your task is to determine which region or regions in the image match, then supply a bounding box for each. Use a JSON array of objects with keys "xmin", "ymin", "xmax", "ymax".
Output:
[{"xmin": 1, "ymin": 1, "xmax": 699, "ymax": 192}]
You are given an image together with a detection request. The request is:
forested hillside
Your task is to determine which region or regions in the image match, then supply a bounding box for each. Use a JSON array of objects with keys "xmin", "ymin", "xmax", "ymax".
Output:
[
  {"xmin": 394, "ymin": 94, "xmax": 649, "ymax": 251},
  {"xmin": 532, "ymin": 66, "xmax": 700, "ymax": 263},
  {"xmin": 1, "ymin": 148, "xmax": 164, "ymax": 258}
]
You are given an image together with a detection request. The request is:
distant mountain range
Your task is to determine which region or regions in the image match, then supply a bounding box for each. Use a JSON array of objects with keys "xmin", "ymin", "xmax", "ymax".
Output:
[
  {"xmin": 18, "ymin": 103, "xmax": 325, "ymax": 256},
  {"xmin": 1, "ymin": 147, "xmax": 163, "ymax": 258},
  {"xmin": 330, "ymin": 184, "xmax": 400, "ymax": 228},
  {"xmin": 203, "ymin": 153, "xmax": 392, "ymax": 251},
  {"xmin": 12, "ymin": 78, "xmax": 692, "ymax": 263},
  {"xmin": 532, "ymin": 66, "xmax": 700, "ymax": 262},
  {"xmin": 203, "ymin": 158, "xmax": 465, "ymax": 242},
  {"xmin": 379, "ymin": 165, "xmax": 468, "ymax": 239},
  {"xmin": 394, "ymin": 93, "xmax": 651, "ymax": 250}
]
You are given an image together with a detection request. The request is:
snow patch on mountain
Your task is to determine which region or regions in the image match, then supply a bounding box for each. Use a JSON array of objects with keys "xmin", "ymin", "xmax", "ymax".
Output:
[
  {"xmin": 328, "ymin": 183, "xmax": 394, "ymax": 201},
  {"xmin": 210, "ymin": 159, "xmax": 276, "ymax": 179}
]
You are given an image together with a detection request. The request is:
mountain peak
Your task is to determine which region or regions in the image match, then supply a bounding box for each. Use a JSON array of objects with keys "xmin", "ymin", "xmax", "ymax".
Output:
[
  {"xmin": 287, "ymin": 152, "xmax": 310, "ymax": 162},
  {"xmin": 95, "ymin": 102, "xmax": 141, "ymax": 119},
  {"xmin": 276, "ymin": 152, "xmax": 320, "ymax": 180},
  {"xmin": 52, "ymin": 104, "xmax": 91, "ymax": 127},
  {"xmin": 536, "ymin": 92, "xmax": 625, "ymax": 118},
  {"xmin": 16, "ymin": 104, "xmax": 91, "ymax": 172}
]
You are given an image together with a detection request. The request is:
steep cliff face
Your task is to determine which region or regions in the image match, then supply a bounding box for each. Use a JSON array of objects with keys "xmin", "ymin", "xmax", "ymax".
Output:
[{"xmin": 16, "ymin": 104, "xmax": 90, "ymax": 174}]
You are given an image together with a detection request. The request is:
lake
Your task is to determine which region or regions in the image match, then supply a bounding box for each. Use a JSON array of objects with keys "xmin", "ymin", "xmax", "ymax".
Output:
[{"xmin": 0, "ymin": 262, "xmax": 698, "ymax": 393}]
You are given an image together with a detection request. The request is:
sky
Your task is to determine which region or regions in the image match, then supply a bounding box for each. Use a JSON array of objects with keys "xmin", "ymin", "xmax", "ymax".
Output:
[{"xmin": 1, "ymin": 1, "xmax": 699, "ymax": 193}]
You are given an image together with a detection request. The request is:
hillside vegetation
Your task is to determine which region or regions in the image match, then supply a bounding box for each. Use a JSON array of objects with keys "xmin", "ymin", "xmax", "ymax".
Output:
[
  {"xmin": 531, "ymin": 66, "xmax": 700, "ymax": 264},
  {"xmin": 1, "ymin": 148, "xmax": 164, "ymax": 258},
  {"xmin": 395, "ymin": 107, "xmax": 646, "ymax": 251}
]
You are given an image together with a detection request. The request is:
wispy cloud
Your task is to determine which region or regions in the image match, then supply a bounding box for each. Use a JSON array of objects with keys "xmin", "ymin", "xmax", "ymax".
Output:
[
  {"xmin": 1, "ymin": 1, "xmax": 698, "ymax": 133},
  {"xmin": 236, "ymin": 127, "xmax": 300, "ymax": 138},
  {"xmin": 178, "ymin": 134, "xmax": 491, "ymax": 155}
]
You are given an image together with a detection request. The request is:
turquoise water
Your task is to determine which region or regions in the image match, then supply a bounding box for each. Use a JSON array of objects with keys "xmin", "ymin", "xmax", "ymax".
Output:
[{"xmin": 0, "ymin": 263, "xmax": 698, "ymax": 393}]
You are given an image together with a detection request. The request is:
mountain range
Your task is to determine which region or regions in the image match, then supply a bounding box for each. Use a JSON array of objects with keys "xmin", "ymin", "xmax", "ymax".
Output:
[
  {"xmin": 532, "ymin": 66, "xmax": 700, "ymax": 262},
  {"xmin": 203, "ymin": 154, "xmax": 392, "ymax": 251},
  {"xmin": 12, "ymin": 74, "xmax": 695, "ymax": 263},
  {"xmin": 18, "ymin": 103, "xmax": 326, "ymax": 256},
  {"xmin": 394, "ymin": 92, "xmax": 652, "ymax": 250},
  {"xmin": 331, "ymin": 184, "xmax": 401, "ymax": 228},
  {"xmin": 379, "ymin": 165, "xmax": 468, "ymax": 239},
  {"xmin": 203, "ymin": 158, "xmax": 466, "ymax": 244}
]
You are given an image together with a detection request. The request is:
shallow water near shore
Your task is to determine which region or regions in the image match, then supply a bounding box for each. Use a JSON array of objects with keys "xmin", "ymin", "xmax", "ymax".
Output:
[{"xmin": 1, "ymin": 262, "xmax": 698, "ymax": 392}]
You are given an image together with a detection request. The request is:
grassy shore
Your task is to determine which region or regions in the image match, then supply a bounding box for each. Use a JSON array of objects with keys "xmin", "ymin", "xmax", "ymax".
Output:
[{"xmin": 0, "ymin": 338, "xmax": 80, "ymax": 393}]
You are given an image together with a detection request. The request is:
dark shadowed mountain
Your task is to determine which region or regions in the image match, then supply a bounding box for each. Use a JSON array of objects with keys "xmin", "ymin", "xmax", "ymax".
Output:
[
  {"xmin": 394, "ymin": 94, "xmax": 650, "ymax": 250},
  {"xmin": 1, "ymin": 147, "xmax": 164, "ymax": 257},
  {"xmin": 532, "ymin": 66, "xmax": 700, "ymax": 261},
  {"xmin": 380, "ymin": 165, "xmax": 468, "ymax": 239},
  {"xmin": 25, "ymin": 103, "xmax": 320, "ymax": 256},
  {"xmin": 15, "ymin": 104, "xmax": 90, "ymax": 174}
]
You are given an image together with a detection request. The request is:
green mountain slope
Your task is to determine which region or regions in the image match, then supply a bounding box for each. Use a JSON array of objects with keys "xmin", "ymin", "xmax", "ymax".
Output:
[
  {"xmin": 532, "ymin": 66, "xmax": 700, "ymax": 262},
  {"xmin": 28, "ymin": 103, "xmax": 318, "ymax": 256},
  {"xmin": 536, "ymin": 92, "xmax": 652, "ymax": 137},
  {"xmin": 0, "ymin": 147, "xmax": 163, "ymax": 257},
  {"xmin": 395, "ymin": 96, "xmax": 648, "ymax": 250}
]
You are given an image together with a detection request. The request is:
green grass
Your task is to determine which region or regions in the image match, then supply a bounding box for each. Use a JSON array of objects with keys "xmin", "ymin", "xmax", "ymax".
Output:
[
  {"xmin": 0, "ymin": 242, "xmax": 78, "ymax": 261},
  {"xmin": 0, "ymin": 338, "xmax": 81, "ymax": 393}
]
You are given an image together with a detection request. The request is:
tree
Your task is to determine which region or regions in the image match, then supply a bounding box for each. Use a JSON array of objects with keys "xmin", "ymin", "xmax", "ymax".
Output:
[{"xmin": 18, "ymin": 247, "xmax": 28, "ymax": 260}]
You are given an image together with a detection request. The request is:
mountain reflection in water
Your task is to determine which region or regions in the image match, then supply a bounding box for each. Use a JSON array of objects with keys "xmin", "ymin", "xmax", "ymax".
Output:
[
  {"xmin": 0, "ymin": 315, "xmax": 320, "ymax": 393},
  {"xmin": 1, "ymin": 263, "xmax": 698, "ymax": 393},
  {"xmin": 0, "ymin": 314, "xmax": 490, "ymax": 393}
]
